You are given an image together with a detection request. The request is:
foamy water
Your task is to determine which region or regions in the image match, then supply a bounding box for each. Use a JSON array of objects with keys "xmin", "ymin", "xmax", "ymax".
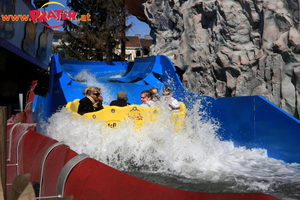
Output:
[
  {"xmin": 41, "ymin": 71, "xmax": 300, "ymax": 199},
  {"xmin": 42, "ymin": 102, "xmax": 300, "ymax": 199}
]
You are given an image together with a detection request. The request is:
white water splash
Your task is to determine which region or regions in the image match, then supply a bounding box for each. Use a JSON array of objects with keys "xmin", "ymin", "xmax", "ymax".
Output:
[
  {"xmin": 43, "ymin": 71, "xmax": 300, "ymax": 199},
  {"xmin": 72, "ymin": 70, "xmax": 115, "ymax": 103},
  {"xmin": 44, "ymin": 100, "xmax": 300, "ymax": 196}
]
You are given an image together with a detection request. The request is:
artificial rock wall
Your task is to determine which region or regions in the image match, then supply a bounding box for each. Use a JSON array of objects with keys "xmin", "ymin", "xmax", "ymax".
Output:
[{"xmin": 143, "ymin": 0, "xmax": 300, "ymax": 118}]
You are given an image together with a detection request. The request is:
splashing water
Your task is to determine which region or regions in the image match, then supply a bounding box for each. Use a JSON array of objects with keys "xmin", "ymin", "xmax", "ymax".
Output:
[
  {"xmin": 71, "ymin": 70, "xmax": 116, "ymax": 103},
  {"xmin": 44, "ymin": 100, "xmax": 300, "ymax": 199},
  {"xmin": 42, "ymin": 71, "xmax": 300, "ymax": 199}
]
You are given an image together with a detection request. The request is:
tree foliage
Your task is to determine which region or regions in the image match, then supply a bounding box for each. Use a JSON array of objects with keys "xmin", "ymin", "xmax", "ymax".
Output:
[{"xmin": 62, "ymin": 0, "xmax": 131, "ymax": 61}]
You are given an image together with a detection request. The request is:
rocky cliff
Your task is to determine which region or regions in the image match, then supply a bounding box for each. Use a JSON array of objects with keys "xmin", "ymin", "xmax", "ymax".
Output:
[{"xmin": 143, "ymin": 0, "xmax": 300, "ymax": 118}]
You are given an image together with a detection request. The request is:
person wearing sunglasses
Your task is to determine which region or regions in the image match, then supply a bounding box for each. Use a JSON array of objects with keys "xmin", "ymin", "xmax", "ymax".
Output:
[
  {"xmin": 161, "ymin": 86, "xmax": 180, "ymax": 111},
  {"xmin": 140, "ymin": 90, "xmax": 156, "ymax": 107},
  {"xmin": 77, "ymin": 86, "xmax": 104, "ymax": 115}
]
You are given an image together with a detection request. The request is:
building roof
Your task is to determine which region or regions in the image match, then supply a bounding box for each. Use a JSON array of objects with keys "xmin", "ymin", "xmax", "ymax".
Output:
[
  {"xmin": 126, "ymin": 36, "xmax": 142, "ymax": 48},
  {"xmin": 140, "ymin": 39, "xmax": 153, "ymax": 48}
]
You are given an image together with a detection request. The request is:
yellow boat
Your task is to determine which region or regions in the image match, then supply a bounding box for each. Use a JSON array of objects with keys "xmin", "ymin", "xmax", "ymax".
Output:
[{"xmin": 65, "ymin": 99, "xmax": 186, "ymax": 130}]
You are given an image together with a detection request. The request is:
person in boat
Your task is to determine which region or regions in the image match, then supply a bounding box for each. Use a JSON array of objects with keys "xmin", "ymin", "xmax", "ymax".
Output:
[
  {"xmin": 77, "ymin": 86, "xmax": 104, "ymax": 115},
  {"xmin": 149, "ymin": 87, "xmax": 160, "ymax": 102},
  {"xmin": 161, "ymin": 86, "xmax": 180, "ymax": 111},
  {"xmin": 110, "ymin": 91, "xmax": 131, "ymax": 107},
  {"xmin": 140, "ymin": 90, "xmax": 156, "ymax": 107}
]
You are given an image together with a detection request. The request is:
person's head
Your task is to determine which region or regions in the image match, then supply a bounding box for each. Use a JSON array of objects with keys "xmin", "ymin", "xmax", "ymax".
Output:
[
  {"xmin": 162, "ymin": 86, "xmax": 172, "ymax": 97},
  {"xmin": 117, "ymin": 91, "xmax": 128, "ymax": 101},
  {"xmin": 83, "ymin": 86, "xmax": 101, "ymax": 101},
  {"xmin": 141, "ymin": 90, "xmax": 152, "ymax": 103},
  {"xmin": 149, "ymin": 87, "xmax": 159, "ymax": 95},
  {"xmin": 149, "ymin": 87, "xmax": 160, "ymax": 101}
]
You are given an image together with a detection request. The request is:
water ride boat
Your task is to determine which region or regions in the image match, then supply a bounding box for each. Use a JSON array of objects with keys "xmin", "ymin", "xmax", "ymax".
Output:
[{"xmin": 65, "ymin": 99, "xmax": 186, "ymax": 129}]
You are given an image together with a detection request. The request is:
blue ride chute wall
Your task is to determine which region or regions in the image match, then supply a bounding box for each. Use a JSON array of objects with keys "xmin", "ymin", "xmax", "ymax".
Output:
[
  {"xmin": 212, "ymin": 95, "xmax": 300, "ymax": 163},
  {"xmin": 34, "ymin": 54, "xmax": 300, "ymax": 164}
]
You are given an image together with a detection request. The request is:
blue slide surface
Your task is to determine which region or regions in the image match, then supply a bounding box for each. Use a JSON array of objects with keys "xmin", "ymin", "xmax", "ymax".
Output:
[{"xmin": 34, "ymin": 54, "xmax": 300, "ymax": 164}]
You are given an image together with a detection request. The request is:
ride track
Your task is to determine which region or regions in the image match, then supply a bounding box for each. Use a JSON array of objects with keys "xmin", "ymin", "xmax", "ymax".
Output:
[{"xmin": 6, "ymin": 54, "xmax": 300, "ymax": 199}]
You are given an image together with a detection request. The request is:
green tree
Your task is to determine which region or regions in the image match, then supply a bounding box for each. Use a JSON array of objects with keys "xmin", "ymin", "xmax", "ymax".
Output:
[
  {"xmin": 62, "ymin": 0, "xmax": 131, "ymax": 61},
  {"xmin": 51, "ymin": 45, "xmax": 60, "ymax": 55}
]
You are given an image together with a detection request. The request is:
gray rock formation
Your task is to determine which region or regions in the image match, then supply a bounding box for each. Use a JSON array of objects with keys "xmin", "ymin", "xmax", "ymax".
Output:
[{"xmin": 143, "ymin": 0, "xmax": 300, "ymax": 118}]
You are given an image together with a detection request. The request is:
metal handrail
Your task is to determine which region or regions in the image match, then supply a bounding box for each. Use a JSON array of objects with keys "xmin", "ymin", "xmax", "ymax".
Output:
[{"xmin": 56, "ymin": 153, "xmax": 89, "ymax": 197}]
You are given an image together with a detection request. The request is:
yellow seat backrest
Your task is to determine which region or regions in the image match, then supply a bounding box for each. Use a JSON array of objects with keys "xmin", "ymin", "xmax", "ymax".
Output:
[{"xmin": 66, "ymin": 99, "xmax": 81, "ymax": 113}]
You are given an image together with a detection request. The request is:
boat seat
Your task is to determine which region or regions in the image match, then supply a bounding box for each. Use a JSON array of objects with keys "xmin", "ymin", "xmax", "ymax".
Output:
[{"xmin": 68, "ymin": 99, "xmax": 80, "ymax": 113}]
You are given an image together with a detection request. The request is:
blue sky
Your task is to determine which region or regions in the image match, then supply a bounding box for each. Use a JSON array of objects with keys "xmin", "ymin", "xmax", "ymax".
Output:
[
  {"xmin": 127, "ymin": 16, "xmax": 151, "ymax": 37},
  {"xmin": 38, "ymin": 1, "xmax": 151, "ymax": 37}
]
